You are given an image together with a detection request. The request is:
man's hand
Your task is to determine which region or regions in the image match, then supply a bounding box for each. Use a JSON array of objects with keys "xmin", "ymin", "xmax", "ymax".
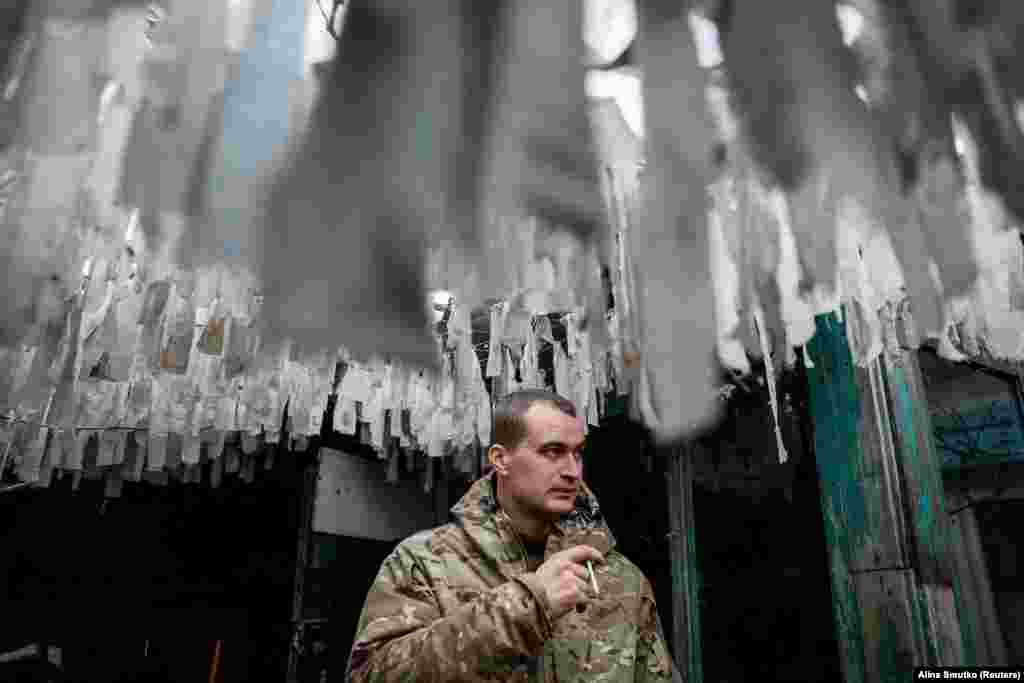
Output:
[{"xmin": 533, "ymin": 545, "xmax": 604, "ymax": 619}]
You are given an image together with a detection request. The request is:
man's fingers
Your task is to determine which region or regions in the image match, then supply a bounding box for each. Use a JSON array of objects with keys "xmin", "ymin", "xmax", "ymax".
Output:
[
  {"xmin": 561, "ymin": 544, "xmax": 605, "ymax": 565},
  {"xmin": 565, "ymin": 563, "xmax": 588, "ymax": 581}
]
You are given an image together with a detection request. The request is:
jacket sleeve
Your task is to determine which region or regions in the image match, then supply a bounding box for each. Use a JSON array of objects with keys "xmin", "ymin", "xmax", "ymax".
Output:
[
  {"xmin": 634, "ymin": 578, "xmax": 678, "ymax": 683},
  {"xmin": 345, "ymin": 541, "xmax": 553, "ymax": 682}
]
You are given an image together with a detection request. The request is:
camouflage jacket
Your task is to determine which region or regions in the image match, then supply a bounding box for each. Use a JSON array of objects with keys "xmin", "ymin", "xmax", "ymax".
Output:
[{"xmin": 346, "ymin": 474, "xmax": 677, "ymax": 682}]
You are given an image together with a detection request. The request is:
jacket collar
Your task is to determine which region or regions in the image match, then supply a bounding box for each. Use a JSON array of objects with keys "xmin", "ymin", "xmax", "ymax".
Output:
[{"xmin": 450, "ymin": 473, "xmax": 617, "ymax": 562}]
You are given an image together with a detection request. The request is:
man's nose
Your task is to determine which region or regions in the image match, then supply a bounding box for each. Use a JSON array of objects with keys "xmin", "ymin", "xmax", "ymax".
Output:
[{"xmin": 560, "ymin": 458, "xmax": 582, "ymax": 480}]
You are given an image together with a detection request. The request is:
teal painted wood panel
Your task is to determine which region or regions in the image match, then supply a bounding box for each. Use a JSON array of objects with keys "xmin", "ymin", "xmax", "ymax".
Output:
[
  {"xmin": 851, "ymin": 357, "xmax": 912, "ymax": 572},
  {"xmin": 951, "ymin": 567, "xmax": 980, "ymax": 666},
  {"xmin": 805, "ymin": 312, "xmax": 868, "ymax": 683},
  {"xmin": 853, "ymin": 570, "xmax": 923, "ymax": 683},
  {"xmin": 666, "ymin": 448, "xmax": 702, "ymax": 683},
  {"xmin": 919, "ymin": 584, "xmax": 966, "ymax": 666},
  {"xmin": 882, "ymin": 354, "xmax": 955, "ymax": 588},
  {"xmin": 883, "ymin": 349, "xmax": 970, "ymax": 667},
  {"xmin": 805, "ymin": 313, "xmax": 908, "ymax": 572}
]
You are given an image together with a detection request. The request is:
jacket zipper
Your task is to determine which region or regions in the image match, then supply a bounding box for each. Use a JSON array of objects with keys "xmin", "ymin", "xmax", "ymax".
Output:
[
  {"xmin": 499, "ymin": 513, "xmax": 560, "ymax": 683},
  {"xmin": 500, "ymin": 510, "xmax": 532, "ymax": 574}
]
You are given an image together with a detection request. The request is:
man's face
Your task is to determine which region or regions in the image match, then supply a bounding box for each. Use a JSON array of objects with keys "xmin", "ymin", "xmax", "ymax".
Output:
[{"xmin": 500, "ymin": 402, "xmax": 586, "ymax": 519}]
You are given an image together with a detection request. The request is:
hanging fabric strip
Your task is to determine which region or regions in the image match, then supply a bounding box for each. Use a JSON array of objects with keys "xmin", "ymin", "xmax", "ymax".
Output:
[
  {"xmin": 64, "ymin": 428, "xmax": 90, "ymax": 472},
  {"xmin": 146, "ymin": 430, "xmax": 167, "ymax": 472},
  {"xmin": 181, "ymin": 432, "xmax": 201, "ymax": 466},
  {"xmin": 483, "ymin": 0, "xmax": 603, "ymax": 242},
  {"xmin": 504, "ymin": 346, "xmax": 521, "ymax": 395},
  {"xmin": 521, "ymin": 319, "xmax": 540, "ymax": 389},
  {"xmin": 117, "ymin": 0, "xmax": 229, "ymax": 227},
  {"xmin": 389, "ymin": 376, "xmax": 405, "ymax": 440},
  {"xmin": 615, "ymin": 225, "xmax": 639, "ymax": 383},
  {"xmin": 16, "ymin": 424, "xmax": 47, "ymax": 483},
  {"xmin": 553, "ymin": 339, "xmax": 571, "ymax": 399},
  {"xmin": 631, "ymin": 0, "xmax": 720, "ymax": 441},
  {"xmin": 773, "ymin": 191, "xmax": 816, "ymax": 351},
  {"xmin": 260, "ymin": 0, "xmax": 450, "ymax": 368},
  {"xmin": 486, "ymin": 302, "xmax": 504, "ymax": 377},
  {"xmin": 389, "ymin": 363, "xmax": 405, "ymax": 439},
  {"xmin": 476, "ymin": 386, "xmax": 491, "ymax": 446},
  {"xmin": 386, "ymin": 451, "xmax": 399, "ymax": 482},
  {"xmin": 19, "ymin": 12, "xmax": 107, "ymax": 154},
  {"xmin": 565, "ymin": 311, "xmax": 579, "ymax": 358},
  {"xmin": 207, "ymin": 428, "xmax": 226, "ymax": 462},
  {"xmin": 754, "ymin": 308, "xmax": 789, "ymax": 464},
  {"xmin": 709, "ymin": 178, "xmax": 750, "ymax": 374},
  {"xmin": 719, "ymin": 0, "xmax": 905, "ymax": 294}
]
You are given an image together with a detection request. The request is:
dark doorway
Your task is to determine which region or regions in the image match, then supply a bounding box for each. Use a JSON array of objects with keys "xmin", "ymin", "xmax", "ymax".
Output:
[
  {"xmin": 691, "ymin": 362, "xmax": 843, "ymax": 682},
  {"xmin": 0, "ymin": 450, "xmax": 304, "ymax": 683},
  {"xmin": 305, "ymin": 534, "xmax": 398, "ymax": 678},
  {"xmin": 693, "ymin": 474, "xmax": 842, "ymax": 682},
  {"xmin": 976, "ymin": 500, "xmax": 1024, "ymax": 663}
]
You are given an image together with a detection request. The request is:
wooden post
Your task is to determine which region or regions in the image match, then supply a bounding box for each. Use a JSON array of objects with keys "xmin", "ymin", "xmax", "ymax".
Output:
[
  {"xmin": 665, "ymin": 443, "xmax": 702, "ymax": 683},
  {"xmin": 804, "ymin": 306, "xmax": 976, "ymax": 681},
  {"xmin": 880, "ymin": 302, "xmax": 967, "ymax": 666},
  {"xmin": 946, "ymin": 491, "xmax": 1007, "ymax": 666},
  {"xmin": 803, "ymin": 311, "xmax": 871, "ymax": 683}
]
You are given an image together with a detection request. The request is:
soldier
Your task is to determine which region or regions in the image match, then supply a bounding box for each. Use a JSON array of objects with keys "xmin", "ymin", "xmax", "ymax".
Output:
[{"xmin": 346, "ymin": 388, "xmax": 677, "ymax": 682}]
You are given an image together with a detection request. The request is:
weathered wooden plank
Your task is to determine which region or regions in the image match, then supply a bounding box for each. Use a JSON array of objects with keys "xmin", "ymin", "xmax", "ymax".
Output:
[
  {"xmin": 960, "ymin": 505, "xmax": 1007, "ymax": 665},
  {"xmin": 945, "ymin": 523, "xmax": 981, "ymax": 667},
  {"xmin": 666, "ymin": 444, "xmax": 702, "ymax": 683},
  {"xmin": 947, "ymin": 494, "xmax": 1006, "ymax": 666},
  {"xmin": 882, "ymin": 348, "xmax": 956, "ymax": 587},
  {"xmin": 804, "ymin": 312, "xmax": 868, "ymax": 683},
  {"xmin": 882, "ymin": 304, "xmax": 968, "ymax": 667},
  {"xmin": 805, "ymin": 312, "xmax": 909, "ymax": 572},
  {"xmin": 806, "ymin": 306, "xmax": 978, "ymax": 680},
  {"xmin": 918, "ymin": 584, "xmax": 965, "ymax": 667},
  {"xmin": 851, "ymin": 356, "xmax": 911, "ymax": 572},
  {"xmin": 852, "ymin": 569, "xmax": 924, "ymax": 683}
]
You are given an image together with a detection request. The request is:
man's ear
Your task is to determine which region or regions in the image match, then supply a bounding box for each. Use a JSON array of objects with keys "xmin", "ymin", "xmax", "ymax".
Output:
[{"xmin": 488, "ymin": 445, "xmax": 509, "ymax": 475}]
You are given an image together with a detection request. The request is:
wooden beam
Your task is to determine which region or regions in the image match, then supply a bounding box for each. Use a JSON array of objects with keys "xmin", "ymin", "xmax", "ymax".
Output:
[
  {"xmin": 804, "ymin": 308, "xmax": 970, "ymax": 681},
  {"xmin": 803, "ymin": 311, "xmax": 871, "ymax": 683},
  {"xmin": 946, "ymin": 491, "xmax": 1008, "ymax": 666},
  {"xmin": 851, "ymin": 569, "xmax": 926, "ymax": 681},
  {"xmin": 883, "ymin": 304, "xmax": 969, "ymax": 666},
  {"xmin": 665, "ymin": 443, "xmax": 702, "ymax": 683}
]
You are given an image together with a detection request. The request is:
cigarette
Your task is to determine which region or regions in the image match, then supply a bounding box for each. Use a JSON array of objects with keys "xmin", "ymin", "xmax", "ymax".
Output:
[{"xmin": 587, "ymin": 560, "xmax": 600, "ymax": 596}]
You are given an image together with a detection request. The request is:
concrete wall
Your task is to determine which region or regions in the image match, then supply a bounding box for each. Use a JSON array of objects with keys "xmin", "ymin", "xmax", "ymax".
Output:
[{"xmin": 313, "ymin": 448, "xmax": 440, "ymax": 542}]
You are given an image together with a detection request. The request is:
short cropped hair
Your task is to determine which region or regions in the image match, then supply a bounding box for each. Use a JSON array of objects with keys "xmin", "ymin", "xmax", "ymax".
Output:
[{"xmin": 492, "ymin": 389, "xmax": 577, "ymax": 450}]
